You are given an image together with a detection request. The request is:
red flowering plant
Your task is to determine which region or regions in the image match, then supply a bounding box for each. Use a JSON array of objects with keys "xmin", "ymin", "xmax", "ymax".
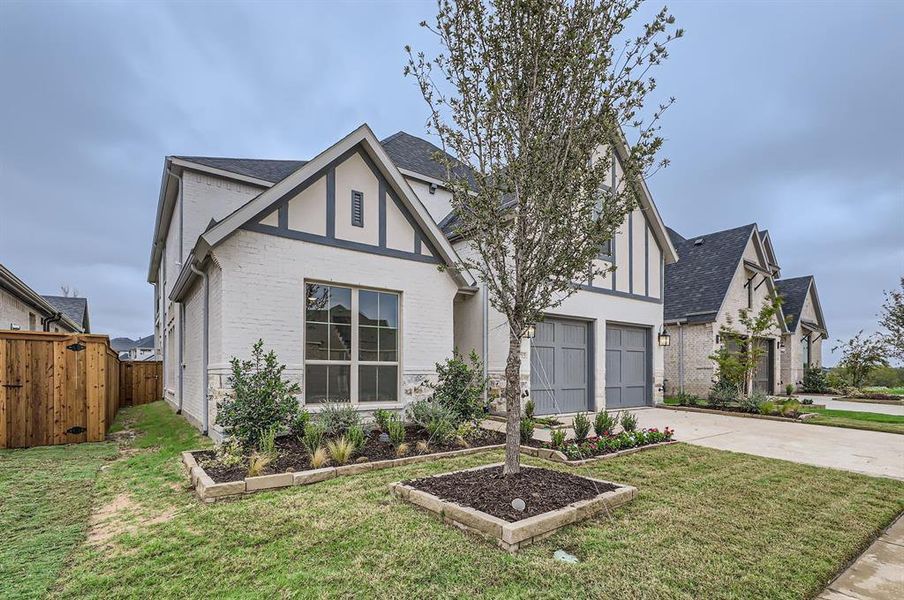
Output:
[{"xmin": 549, "ymin": 426, "xmax": 674, "ymax": 461}]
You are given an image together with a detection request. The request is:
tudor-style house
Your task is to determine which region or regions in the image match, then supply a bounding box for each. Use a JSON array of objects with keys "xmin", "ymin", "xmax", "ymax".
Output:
[
  {"xmin": 775, "ymin": 276, "xmax": 827, "ymax": 388},
  {"xmin": 148, "ymin": 124, "xmax": 676, "ymax": 439},
  {"xmin": 662, "ymin": 225, "xmax": 826, "ymax": 397}
]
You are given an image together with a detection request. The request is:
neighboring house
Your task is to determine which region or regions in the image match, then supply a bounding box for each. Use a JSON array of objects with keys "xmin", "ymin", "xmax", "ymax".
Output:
[
  {"xmin": 112, "ymin": 335, "xmax": 157, "ymax": 361},
  {"xmin": 775, "ymin": 276, "xmax": 827, "ymax": 388},
  {"xmin": 0, "ymin": 263, "xmax": 85, "ymax": 333},
  {"xmin": 41, "ymin": 295, "xmax": 91, "ymax": 333},
  {"xmin": 662, "ymin": 224, "xmax": 826, "ymax": 397},
  {"xmin": 148, "ymin": 124, "xmax": 676, "ymax": 439}
]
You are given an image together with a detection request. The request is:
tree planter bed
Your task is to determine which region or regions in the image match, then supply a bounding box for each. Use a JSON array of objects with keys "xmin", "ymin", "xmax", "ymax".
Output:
[
  {"xmin": 389, "ymin": 463, "xmax": 636, "ymax": 552},
  {"xmin": 657, "ymin": 404, "xmax": 819, "ymax": 422},
  {"xmin": 182, "ymin": 441, "xmax": 507, "ymax": 502}
]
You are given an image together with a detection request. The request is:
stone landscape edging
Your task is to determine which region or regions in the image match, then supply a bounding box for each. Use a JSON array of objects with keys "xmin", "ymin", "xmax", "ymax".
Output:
[
  {"xmin": 388, "ymin": 462, "xmax": 637, "ymax": 552},
  {"xmin": 182, "ymin": 444, "xmax": 506, "ymax": 502},
  {"xmin": 549, "ymin": 440, "xmax": 678, "ymax": 465},
  {"xmin": 656, "ymin": 404, "xmax": 819, "ymax": 423}
]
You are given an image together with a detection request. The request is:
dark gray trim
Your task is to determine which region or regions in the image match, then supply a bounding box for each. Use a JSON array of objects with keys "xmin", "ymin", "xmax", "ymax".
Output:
[
  {"xmin": 628, "ymin": 211, "xmax": 634, "ymax": 294},
  {"xmin": 414, "ymin": 233, "xmax": 422, "ymax": 255},
  {"xmin": 577, "ymin": 282, "xmax": 663, "ymax": 304},
  {"xmin": 587, "ymin": 321, "xmax": 596, "ymax": 412},
  {"xmin": 660, "ymin": 258, "xmax": 664, "ymax": 301},
  {"xmin": 647, "ymin": 327, "xmax": 654, "ymax": 406},
  {"xmin": 351, "ymin": 189, "xmax": 364, "ymax": 228},
  {"xmin": 326, "ymin": 168, "xmax": 336, "ymax": 238},
  {"xmin": 278, "ymin": 202, "xmax": 288, "ymax": 229},
  {"xmin": 644, "ymin": 224, "xmax": 650, "ymax": 296},
  {"xmin": 243, "ymin": 221, "xmax": 440, "ymax": 264},
  {"xmin": 389, "ymin": 192, "xmax": 440, "ymax": 257},
  {"xmin": 378, "ymin": 181, "xmax": 387, "ymax": 248},
  {"xmin": 611, "ymin": 230, "xmax": 617, "ymax": 290}
]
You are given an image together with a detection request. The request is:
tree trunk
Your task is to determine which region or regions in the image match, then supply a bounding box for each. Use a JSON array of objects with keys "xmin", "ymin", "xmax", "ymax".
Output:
[{"xmin": 503, "ymin": 330, "xmax": 523, "ymax": 475}]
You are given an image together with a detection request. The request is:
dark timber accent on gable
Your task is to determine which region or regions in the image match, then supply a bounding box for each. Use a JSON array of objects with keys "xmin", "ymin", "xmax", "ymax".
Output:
[
  {"xmin": 240, "ymin": 144, "xmax": 440, "ymax": 265},
  {"xmin": 628, "ymin": 211, "xmax": 634, "ymax": 294},
  {"xmin": 577, "ymin": 283, "xmax": 663, "ymax": 304}
]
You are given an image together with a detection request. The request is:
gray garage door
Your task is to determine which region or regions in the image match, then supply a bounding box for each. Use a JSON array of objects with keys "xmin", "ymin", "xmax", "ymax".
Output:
[
  {"xmin": 530, "ymin": 318, "xmax": 589, "ymax": 415},
  {"xmin": 605, "ymin": 324, "xmax": 650, "ymax": 409}
]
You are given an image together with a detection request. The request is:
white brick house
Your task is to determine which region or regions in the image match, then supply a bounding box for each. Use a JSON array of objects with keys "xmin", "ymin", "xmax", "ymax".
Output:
[{"xmin": 148, "ymin": 124, "xmax": 678, "ymax": 438}]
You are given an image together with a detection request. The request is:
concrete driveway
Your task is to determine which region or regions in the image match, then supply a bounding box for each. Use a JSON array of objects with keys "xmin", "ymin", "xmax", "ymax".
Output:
[
  {"xmin": 796, "ymin": 394, "xmax": 904, "ymax": 416},
  {"xmin": 631, "ymin": 407, "xmax": 904, "ymax": 480}
]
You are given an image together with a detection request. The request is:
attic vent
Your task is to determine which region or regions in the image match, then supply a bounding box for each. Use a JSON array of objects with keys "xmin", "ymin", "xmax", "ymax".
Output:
[
  {"xmin": 693, "ymin": 238, "xmax": 704, "ymax": 246},
  {"xmin": 351, "ymin": 190, "xmax": 364, "ymax": 228}
]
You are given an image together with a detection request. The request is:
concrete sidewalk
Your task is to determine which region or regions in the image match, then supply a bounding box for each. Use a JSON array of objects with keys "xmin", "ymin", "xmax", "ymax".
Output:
[
  {"xmin": 818, "ymin": 514, "xmax": 904, "ymax": 599},
  {"xmin": 796, "ymin": 395, "xmax": 904, "ymax": 417}
]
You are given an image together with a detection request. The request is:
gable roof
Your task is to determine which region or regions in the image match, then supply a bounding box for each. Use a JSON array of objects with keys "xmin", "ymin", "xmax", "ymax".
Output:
[
  {"xmin": 42, "ymin": 295, "xmax": 89, "ymax": 331},
  {"xmin": 380, "ymin": 131, "xmax": 477, "ymax": 188},
  {"xmin": 775, "ymin": 276, "xmax": 826, "ymax": 333},
  {"xmin": 172, "ymin": 157, "xmax": 307, "ymax": 184},
  {"xmin": 0, "ymin": 263, "xmax": 84, "ymax": 332},
  {"xmin": 664, "ymin": 224, "xmax": 757, "ymax": 322},
  {"xmin": 168, "ymin": 124, "xmax": 475, "ymax": 300}
]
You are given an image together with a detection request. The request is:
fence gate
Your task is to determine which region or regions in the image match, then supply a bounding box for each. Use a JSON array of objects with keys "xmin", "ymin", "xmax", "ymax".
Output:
[{"xmin": 119, "ymin": 361, "xmax": 162, "ymax": 406}]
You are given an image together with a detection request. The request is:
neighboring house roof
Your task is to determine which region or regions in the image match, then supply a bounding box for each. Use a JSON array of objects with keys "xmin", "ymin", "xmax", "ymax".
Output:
[
  {"xmin": 776, "ymin": 276, "xmax": 827, "ymax": 334},
  {"xmin": 664, "ymin": 223, "xmax": 758, "ymax": 323},
  {"xmin": 0, "ymin": 263, "xmax": 84, "ymax": 332},
  {"xmin": 111, "ymin": 337, "xmax": 138, "ymax": 352},
  {"xmin": 171, "ymin": 157, "xmax": 307, "ymax": 184},
  {"xmin": 42, "ymin": 295, "xmax": 90, "ymax": 332},
  {"xmin": 380, "ymin": 131, "xmax": 476, "ymax": 188},
  {"xmin": 166, "ymin": 123, "xmax": 476, "ymax": 299},
  {"xmin": 134, "ymin": 334, "xmax": 155, "ymax": 348}
]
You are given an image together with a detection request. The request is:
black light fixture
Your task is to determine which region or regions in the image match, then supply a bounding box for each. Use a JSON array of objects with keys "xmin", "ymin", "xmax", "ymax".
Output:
[{"xmin": 657, "ymin": 327, "xmax": 671, "ymax": 347}]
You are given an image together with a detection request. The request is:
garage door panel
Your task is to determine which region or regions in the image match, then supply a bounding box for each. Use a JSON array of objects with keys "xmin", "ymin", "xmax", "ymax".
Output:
[
  {"xmin": 530, "ymin": 317, "xmax": 589, "ymax": 416},
  {"xmin": 605, "ymin": 324, "xmax": 650, "ymax": 409}
]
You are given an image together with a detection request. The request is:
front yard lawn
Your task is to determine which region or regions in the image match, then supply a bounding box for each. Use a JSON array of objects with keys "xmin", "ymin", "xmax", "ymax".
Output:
[
  {"xmin": 804, "ymin": 407, "xmax": 904, "ymax": 435},
  {"xmin": 3, "ymin": 401, "xmax": 902, "ymax": 599}
]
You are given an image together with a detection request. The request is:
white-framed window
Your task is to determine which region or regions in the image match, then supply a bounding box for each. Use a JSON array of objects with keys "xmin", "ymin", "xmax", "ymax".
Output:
[{"xmin": 304, "ymin": 282, "xmax": 399, "ymax": 404}]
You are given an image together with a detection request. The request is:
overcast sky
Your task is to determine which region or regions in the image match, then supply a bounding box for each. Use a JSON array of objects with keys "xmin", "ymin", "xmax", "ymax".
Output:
[{"xmin": 1, "ymin": 1, "xmax": 902, "ymax": 364}]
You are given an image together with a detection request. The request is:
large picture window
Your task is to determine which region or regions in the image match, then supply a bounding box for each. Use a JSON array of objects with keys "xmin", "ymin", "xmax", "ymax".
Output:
[{"xmin": 305, "ymin": 282, "xmax": 399, "ymax": 404}]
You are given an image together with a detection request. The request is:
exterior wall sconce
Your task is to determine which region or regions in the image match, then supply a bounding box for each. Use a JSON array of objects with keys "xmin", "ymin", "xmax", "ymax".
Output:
[
  {"xmin": 525, "ymin": 325, "xmax": 536, "ymax": 339},
  {"xmin": 657, "ymin": 327, "xmax": 671, "ymax": 347}
]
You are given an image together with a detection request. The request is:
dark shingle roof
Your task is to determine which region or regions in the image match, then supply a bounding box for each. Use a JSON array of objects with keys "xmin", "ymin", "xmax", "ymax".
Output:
[
  {"xmin": 380, "ymin": 131, "xmax": 476, "ymax": 188},
  {"xmin": 42, "ymin": 295, "xmax": 88, "ymax": 330},
  {"xmin": 174, "ymin": 157, "xmax": 307, "ymax": 183},
  {"xmin": 664, "ymin": 224, "xmax": 757, "ymax": 323},
  {"xmin": 775, "ymin": 276, "xmax": 813, "ymax": 331},
  {"xmin": 134, "ymin": 334, "xmax": 155, "ymax": 348},
  {"xmin": 111, "ymin": 337, "xmax": 138, "ymax": 352}
]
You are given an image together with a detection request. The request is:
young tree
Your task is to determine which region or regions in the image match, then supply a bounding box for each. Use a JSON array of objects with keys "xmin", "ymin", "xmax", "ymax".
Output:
[
  {"xmin": 833, "ymin": 331, "xmax": 888, "ymax": 389},
  {"xmin": 713, "ymin": 297, "xmax": 784, "ymax": 396},
  {"xmin": 879, "ymin": 277, "xmax": 904, "ymax": 362},
  {"xmin": 406, "ymin": 0, "xmax": 681, "ymax": 474}
]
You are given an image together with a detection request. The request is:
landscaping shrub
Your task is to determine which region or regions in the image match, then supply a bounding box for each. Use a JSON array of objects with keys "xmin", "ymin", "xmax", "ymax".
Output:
[
  {"xmin": 519, "ymin": 417, "xmax": 534, "ymax": 443},
  {"xmin": 429, "ymin": 350, "xmax": 489, "ymax": 423},
  {"xmin": 395, "ymin": 442, "xmax": 410, "ymax": 457},
  {"xmin": 559, "ymin": 427, "xmax": 674, "ymax": 461},
  {"xmin": 310, "ymin": 446, "xmax": 329, "ymax": 468},
  {"xmin": 550, "ymin": 428, "xmax": 566, "ymax": 449},
  {"xmin": 780, "ymin": 399, "xmax": 800, "ymax": 417},
  {"xmin": 216, "ymin": 340, "xmax": 301, "ymax": 451},
  {"xmin": 524, "ymin": 398, "xmax": 535, "ymax": 419},
  {"xmin": 801, "ymin": 397, "xmax": 813, "ymax": 405},
  {"xmin": 708, "ymin": 379, "xmax": 738, "ymax": 408},
  {"xmin": 758, "ymin": 400, "xmax": 777, "ymax": 415},
  {"xmin": 386, "ymin": 415, "xmax": 406, "ymax": 446},
  {"xmin": 593, "ymin": 411, "xmax": 616, "ymax": 437},
  {"xmin": 785, "ymin": 383, "xmax": 795, "ymax": 396},
  {"xmin": 302, "ymin": 422, "xmax": 326, "ymax": 456},
  {"xmin": 216, "ymin": 440, "xmax": 245, "ymax": 469},
  {"xmin": 247, "ymin": 451, "xmax": 273, "ymax": 477},
  {"xmin": 572, "ymin": 412, "xmax": 591, "ymax": 442},
  {"xmin": 347, "ymin": 425, "xmax": 366, "ymax": 451},
  {"xmin": 426, "ymin": 415, "xmax": 456, "ymax": 445},
  {"xmin": 803, "ymin": 365, "xmax": 830, "ymax": 393},
  {"xmin": 316, "ymin": 403, "xmax": 361, "ymax": 437},
  {"xmin": 455, "ymin": 421, "xmax": 477, "ymax": 442},
  {"xmin": 620, "ymin": 411, "xmax": 638, "ymax": 432},
  {"xmin": 826, "ymin": 367, "xmax": 850, "ymax": 392},
  {"xmin": 372, "ymin": 409, "xmax": 393, "ymax": 431},
  {"xmin": 290, "ymin": 410, "xmax": 310, "ymax": 439},
  {"xmin": 326, "ymin": 437, "xmax": 355, "ymax": 465},
  {"xmin": 674, "ymin": 391, "xmax": 701, "ymax": 406},
  {"xmin": 740, "ymin": 391, "xmax": 767, "ymax": 413}
]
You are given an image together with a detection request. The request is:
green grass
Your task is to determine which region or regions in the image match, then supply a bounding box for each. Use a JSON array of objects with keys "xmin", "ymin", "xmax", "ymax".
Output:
[
  {"xmin": 804, "ymin": 407, "xmax": 904, "ymax": 435},
  {"xmin": 863, "ymin": 386, "xmax": 904, "ymax": 396},
  {"xmin": 3, "ymin": 402, "xmax": 903, "ymax": 599}
]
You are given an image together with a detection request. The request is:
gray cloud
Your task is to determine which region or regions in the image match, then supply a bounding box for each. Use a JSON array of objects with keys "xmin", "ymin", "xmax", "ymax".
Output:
[{"xmin": 1, "ymin": 1, "xmax": 901, "ymax": 364}]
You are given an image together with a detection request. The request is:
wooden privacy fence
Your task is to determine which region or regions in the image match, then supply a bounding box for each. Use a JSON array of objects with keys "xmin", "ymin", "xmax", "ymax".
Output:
[
  {"xmin": 0, "ymin": 330, "xmax": 162, "ymax": 449},
  {"xmin": 120, "ymin": 360, "xmax": 163, "ymax": 407}
]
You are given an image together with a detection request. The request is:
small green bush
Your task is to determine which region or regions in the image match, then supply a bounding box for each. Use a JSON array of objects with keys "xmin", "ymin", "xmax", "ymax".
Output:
[
  {"xmin": 803, "ymin": 365, "xmax": 830, "ymax": 393},
  {"xmin": 429, "ymin": 350, "xmax": 489, "ymax": 424},
  {"xmin": 550, "ymin": 429, "xmax": 566, "ymax": 449},
  {"xmin": 593, "ymin": 411, "xmax": 616, "ymax": 436},
  {"xmin": 347, "ymin": 425, "xmax": 366, "ymax": 451},
  {"xmin": 258, "ymin": 426, "xmax": 277, "ymax": 456},
  {"xmin": 519, "ymin": 417, "xmax": 535, "ymax": 443},
  {"xmin": 302, "ymin": 422, "xmax": 325, "ymax": 456},
  {"xmin": 386, "ymin": 415, "xmax": 406, "ymax": 446},
  {"xmin": 740, "ymin": 391, "xmax": 767, "ymax": 413},
  {"xmin": 780, "ymin": 399, "xmax": 800, "ymax": 417},
  {"xmin": 372, "ymin": 409, "xmax": 393, "ymax": 431},
  {"xmin": 758, "ymin": 400, "xmax": 777, "ymax": 415},
  {"xmin": 316, "ymin": 403, "xmax": 361, "ymax": 437},
  {"xmin": 216, "ymin": 340, "xmax": 301, "ymax": 451},
  {"xmin": 620, "ymin": 411, "xmax": 638, "ymax": 433},
  {"xmin": 326, "ymin": 437, "xmax": 355, "ymax": 465},
  {"xmin": 290, "ymin": 410, "xmax": 310, "ymax": 439},
  {"xmin": 785, "ymin": 383, "xmax": 795, "ymax": 396},
  {"xmin": 426, "ymin": 416, "xmax": 455, "ymax": 445},
  {"xmin": 572, "ymin": 412, "xmax": 591, "ymax": 442},
  {"xmin": 674, "ymin": 391, "xmax": 701, "ymax": 406},
  {"xmin": 524, "ymin": 398, "xmax": 535, "ymax": 419},
  {"xmin": 708, "ymin": 379, "xmax": 739, "ymax": 408}
]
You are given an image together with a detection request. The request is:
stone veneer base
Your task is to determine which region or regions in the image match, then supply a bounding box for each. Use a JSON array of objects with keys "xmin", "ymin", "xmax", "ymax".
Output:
[{"xmin": 389, "ymin": 463, "xmax": 637, "ymax": 552}]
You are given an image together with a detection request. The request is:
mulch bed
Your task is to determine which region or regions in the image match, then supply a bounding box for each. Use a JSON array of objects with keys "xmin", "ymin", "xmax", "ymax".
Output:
[
  {"xmin": 403, "ymin": 465, "xmax": 617, "ymax": 522},
  {"xmin": 194, "ymin": 426, "xmax": 506, "ymax": 484}
]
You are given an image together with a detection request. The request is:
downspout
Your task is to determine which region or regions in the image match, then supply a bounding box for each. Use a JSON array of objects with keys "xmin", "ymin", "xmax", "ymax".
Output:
[
  {"xmin": 177, "ymin": 301, "xmax": 184, "ymax": 414},
  {"xmin": 189, "ymin": 262, "xmax": 210, "ymax": 435},
  {"xmin": 41, "ymin": 312, "xmax": 63, "ymax": 331}
]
